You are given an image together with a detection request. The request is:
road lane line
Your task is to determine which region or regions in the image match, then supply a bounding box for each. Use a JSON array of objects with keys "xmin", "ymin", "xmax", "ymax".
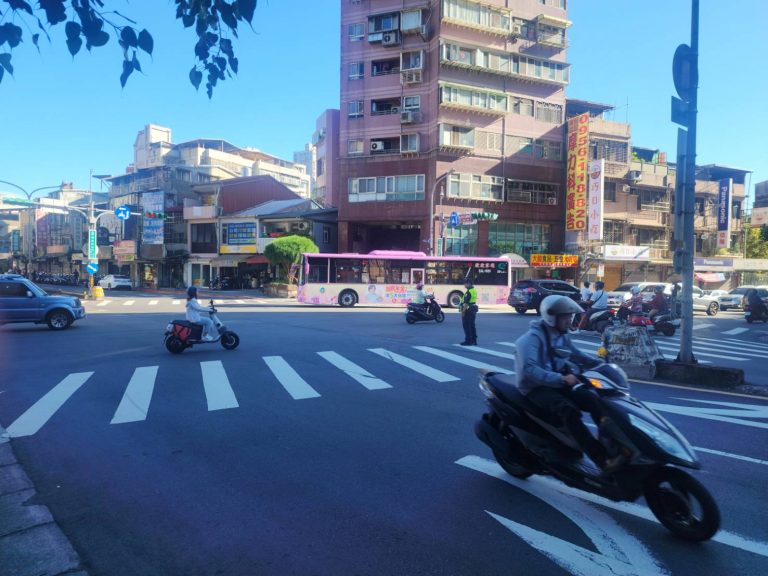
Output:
[
  {"xmin": 148, "ymin": 300, "xmax": 158, "ymax": 306},
  {"xmin": 693, "ymin": 446, "xmax": 768, "ymax": 466},
  {"xmin": 123, "ymin": 300, "xmax": 135, "ymax": 306},
  {"xmin": 496, "ymin": 342, "xmax": 517, "ymax": 348},
  {"xmin": 691, "ymin": 323, "xmax": 713, "ymax": 330},
  {"xmin": 263, "ymin": 356, "xmax": 320, "ymax": 399},
  {"xmin": 368, "ymin": 349, "xmax": 459, "ymax": 382},
  {"xmin": 413, "ymin": 346, "xmax": 511, "ymax": 373},
  {"xmin": 96, "ymin": 300, "xmax": 111, "ymax": 307},
  {"xmin": 722, "ymin": 327, "xmax": 749, "ymax": 336},
  {"xmin": 200, "ymin": 361, "xmax": 239, "ymax": 410},
  {"xmin": 172, "ymin": 300, "xmax": 181, "ymax": 305},
  {"xmin": 6, "ymin": 372, "xmax": 93, "ymax": 438},
  {"xmin": 453, "ymin": 345, "xmax": 517, "ymax": 360},
  {"xmin": 235, "ymin": 299, "xmax": 245, "ymax": 304},
  {"xmin": 457, "ymin": 455, "xmax": 768, "ymax": 559},
  {"xmin": 317, "ymin": 351, "xmax": 391, "ymax": 390},
  {"xmin": 111, "ymin": 366, "xmax": 158, "ymax": 424}
]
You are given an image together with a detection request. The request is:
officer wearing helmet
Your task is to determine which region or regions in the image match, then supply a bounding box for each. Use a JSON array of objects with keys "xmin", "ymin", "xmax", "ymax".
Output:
[
  {"xmin": 186, "ymin": 286, "xmax": 216, "ymax": 341},
  {"xmin": 575, "ymin": 280, "xmax": 608, "ymax": 332},
  {"xmin": 460, "ymin": 278, "xmax": 478, "ymax": 346},
  {"xmin": 648, "ymin": 284, "xmax": 669, "ymax": 321},
  {"xmin": 514, "ymin": 294, "xmax": 624, "ymax": 473}
]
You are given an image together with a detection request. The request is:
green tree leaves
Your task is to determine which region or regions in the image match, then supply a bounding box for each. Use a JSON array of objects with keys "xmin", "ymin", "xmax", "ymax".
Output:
[
  {"xmin": 264, "ymin": 236, "xmax": 319, "ymax": 284},
  {"xmin": 0, "ymin": 0, "xmax": 257, "ymax": 96}
]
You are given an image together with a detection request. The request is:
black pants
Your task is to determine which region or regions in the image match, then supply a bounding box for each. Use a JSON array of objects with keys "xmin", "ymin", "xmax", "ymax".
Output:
[
  {"xmin": 527, "ymin": 385, "xmax": 606, "ymax": 465},
  {"xmin": 462, "ymin": 305, "xmax": 478, "ymax": 343}
]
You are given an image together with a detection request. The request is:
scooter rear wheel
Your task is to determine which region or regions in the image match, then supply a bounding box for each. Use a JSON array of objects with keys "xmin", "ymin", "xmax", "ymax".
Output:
[
  {"xmin": 644, "ymin": 467, "xmax": 720, "ymax": 542},
  {"xmin": 165, "ymin": 336, "xmax": 186, "ymax": 354},
  {"xmin": 220, "ymin": 331, "xmax": 240, "ymax": 350}
]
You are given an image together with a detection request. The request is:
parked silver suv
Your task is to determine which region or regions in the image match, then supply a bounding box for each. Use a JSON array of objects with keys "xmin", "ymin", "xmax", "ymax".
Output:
[{"xmin": 0, "ymin": 274, "xmax": 86, "ymax": 330}]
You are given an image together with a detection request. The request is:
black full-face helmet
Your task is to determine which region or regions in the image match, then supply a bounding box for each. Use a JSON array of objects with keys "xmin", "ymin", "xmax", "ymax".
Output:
[{"xmin": 187, "ymin": 286, "xmax": 198, "ymax": 299}]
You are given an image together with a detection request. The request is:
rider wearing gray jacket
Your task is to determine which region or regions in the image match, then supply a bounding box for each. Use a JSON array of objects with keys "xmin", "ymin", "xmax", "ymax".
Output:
[{"xmin": 514, "ymin": 295, "xmax": 624, "ymax": 473}]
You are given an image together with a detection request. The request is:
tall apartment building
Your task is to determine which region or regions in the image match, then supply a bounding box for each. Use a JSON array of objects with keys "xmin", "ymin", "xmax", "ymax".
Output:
[
  {"xmin": 339, "ymin": 0, "xmax": 570, "ymax": 259},
  {"xmin": 312, "ymin": 109, "xmax": 341, "ymax": 208}
]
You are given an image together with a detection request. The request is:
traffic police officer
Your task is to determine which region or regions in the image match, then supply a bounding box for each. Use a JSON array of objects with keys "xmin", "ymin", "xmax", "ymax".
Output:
[{"xmin": 461, "ymin": 279, "xmax": 478, "ymax": 346}]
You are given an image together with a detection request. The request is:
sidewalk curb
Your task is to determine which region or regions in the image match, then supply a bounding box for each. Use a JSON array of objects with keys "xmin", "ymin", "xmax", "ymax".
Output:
[{"xmin": 0, "ymin": 439, "xmax": 89, "ymax": 576}]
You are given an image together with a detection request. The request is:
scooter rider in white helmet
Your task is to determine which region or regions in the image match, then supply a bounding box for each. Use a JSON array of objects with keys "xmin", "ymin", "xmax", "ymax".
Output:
[
  {"xmin": 186, "ymin": 286, "xmax": 216, "ymax": 341},
  {"xmin": 514, "ymin": 294, "xmax": 626, "ymax": 474}
]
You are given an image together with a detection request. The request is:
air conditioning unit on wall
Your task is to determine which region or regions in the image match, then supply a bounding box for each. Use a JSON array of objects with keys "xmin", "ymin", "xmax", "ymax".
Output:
[
  {"xmin": 297, "ymin": 221, "xmax": 309, "ymax": 231},
  {"xmin": 382, "ymin": 31, "xmax": 401, "ymax": 46},
  {"xmin": 370, "ymin": 141, "xmax": 385, "ymax": 151}
]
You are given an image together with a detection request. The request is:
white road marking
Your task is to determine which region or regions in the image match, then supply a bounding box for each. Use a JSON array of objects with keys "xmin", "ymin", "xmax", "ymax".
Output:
[
  {"xmin": 496, "ymin": 341, "xmax": 517, "ymax": 348},
  {"xmin": 645, "ymin": 398, "xmax": 768, "ymax": 429},
  {"xmin": 148, "ymin": 300, "xmax": 158, "ymax": 306},
  {"xmin": 650, "ymin": 343, "xmax": 749, "ymax": 361},
  {"xmin": 172, "ymin": 300, "xmax": 181, "ymax": 305},
  {"xmin": 457, "ymin": 455, "xmax": 768, "ymax": 559},
  {"xmin": 234, "ymin": 299, "xmax": 245, "ymax": 304},
  {"xmin": 653, "ymin": 340, "xmax": 762, "ymax": 358},
  {"xmin": 413, "ymin": 346, "xmax": 511, "ymax": 373},
  {"xmin": 96, "ymin": 300, "xmax": 111, "ymax": 307},
  {"xmin": 693, "ymin": 446, "xmax": 768, "ymax": 466},
  {"xmin": 722, "ymin": 327, "xmax": 749, "ymax": 336},
  {"xmin": 691, "ymin": 322, "xmax": 713, "ymax": 330},
  {"xmin": 368, "ymin": 348, "xmax": 459, "ymax": 382},
  {"xmin": 111, "ymin": 366, "xmax": 158, "ymax": 424},
  {"xmin": 6, "ymin": 372, "xmax": 93, "ymax": 438},
  {"xmin": 200, "ymin": 361, "xmax": 239, "ymax": 410},
  {"xmin": 263, "ymin": 356, "xmax": 320, "ymax": 400},
  {"xmin": 317, "ymin": 351, "xmax": 391, "ymax": 390},
  {"xmin": 452, "ymin": 344, "xmax": 517, "ymax": 360},
  {"xmin": 123, "ymin": 300, "xmax": 135, "ymax": 306}
]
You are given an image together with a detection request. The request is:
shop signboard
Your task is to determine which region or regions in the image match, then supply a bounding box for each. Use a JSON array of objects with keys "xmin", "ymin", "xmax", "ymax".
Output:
[
  {"xmin": 717, "ymin": 178, "xmax": 732, "ymax": 249},
  {"xmin": 531, "ymin": 254, "xmax": 579, "ymax": 268},
  {"xmin": 220, "ymin": 222, "xmax": 257, "ymax": 254},
  {"xmin": 587, "ymin": 159, "xmax": 604, "ymax": 241},
  {"xmin": 565, "ymin": 113, "xmax": 590, "ymax": 231},
  {"xmin": 602, "ymin": 245, "xmax": 651, "ymax": 261},
  {"xmin": 113, "ymin": 240, "xmax": 137, "ymax": 256},
  {"xmin": 141, "ymin": 191, "xmax": 165, "ymax": 245}
]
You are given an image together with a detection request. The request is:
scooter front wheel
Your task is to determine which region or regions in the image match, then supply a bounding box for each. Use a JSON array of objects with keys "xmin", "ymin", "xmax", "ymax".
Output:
[
  {"xmin": 493, "ymin": 449, "xmax": 533, "ymax": 479},
  {"xmin": 165, "ymin": 336, "xmax": 186, "ymax": 354},
  {"xmin": 220, "ymin": 331, "xmax": 240, "ymax": 350},
  {"xmin": 644, "ymin": 467, "xmax": 720, "ymax": 542},
  {"xmin": 405, "ymin": 314, "xmax": 416, "ymax": 324},
  {"xmin": 434, "ymin": 311, "xmax": 445, "ymax": 323}
]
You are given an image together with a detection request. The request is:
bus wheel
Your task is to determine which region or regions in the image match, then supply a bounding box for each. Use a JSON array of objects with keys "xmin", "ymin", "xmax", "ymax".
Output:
[
  {"xmin": 339, "ymin": 290, "xmax": 358, "ymax": 307},
  {"xmin": 448, "ymin": 291, "xmax": 464, "ymax": 308}
]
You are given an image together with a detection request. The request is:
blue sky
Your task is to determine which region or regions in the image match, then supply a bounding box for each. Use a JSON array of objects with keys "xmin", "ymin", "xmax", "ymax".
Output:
[{"xmin": 1, "ymin": 1, "xmax": 765, "ymax": 199}]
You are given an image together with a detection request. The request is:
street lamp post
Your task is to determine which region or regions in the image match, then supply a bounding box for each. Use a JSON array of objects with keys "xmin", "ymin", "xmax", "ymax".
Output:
[{"xmin": 428, "ymin": 169, "xmax": 455, "ymax": 256}]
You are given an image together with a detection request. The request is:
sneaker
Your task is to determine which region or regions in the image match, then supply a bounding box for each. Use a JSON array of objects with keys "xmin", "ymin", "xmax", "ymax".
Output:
[{"xmin": 459, "ymin": 341, "xmax": 471, "ymax": 346}]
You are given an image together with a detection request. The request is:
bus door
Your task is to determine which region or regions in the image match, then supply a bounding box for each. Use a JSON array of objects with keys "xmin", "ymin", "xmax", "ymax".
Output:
[{"xmin": 410, "ymin": 268, "xmax": 425, "ymax": 285}]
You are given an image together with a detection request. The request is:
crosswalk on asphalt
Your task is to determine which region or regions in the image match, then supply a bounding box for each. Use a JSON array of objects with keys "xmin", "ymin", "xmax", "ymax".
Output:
[
  {"xmin": 88, "ymin": 298, "xmax": 268, "ymax": 308},
  {"xmin": 3, "ymin": 335, "xmax": 765, "ymax": 439}
]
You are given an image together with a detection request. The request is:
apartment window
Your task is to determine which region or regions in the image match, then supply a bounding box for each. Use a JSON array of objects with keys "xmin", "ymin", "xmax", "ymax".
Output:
[
  {"xmin": 440, "ymin": 124, "xmax": 475, "ymax": 148},
  {"xmin": 371, "ymin": 58, "xmax": 399, "ymax": 76},
  {"xmin": 440, "ymin": 83, "xmax": 507, "ymax": 112},
  {"xmin": 443, "ymin": 0, "xmax": 510, "ymax": 32},
  {"xmin": 488, "ymin": 222, "xmax": 551, "ymax": 259},
  {"xmin": 604, "ymin": 181, "xmax": 617, "ymax": 202},
  {"xmin": 603, "ymin": 220, "xmax": 624, "ymax": 243},
  {"xmin": 443, "ymin": 43, "xmax": 476, "ymax": 66},
  {"xmin": 368, "ymin": 12, "xmax": 399, "ymax": 33},
  {"xmin": 401, "ymin": 50, "xmax": 423, "ymax": 70},
  {"xmin": 534, "ymin": 139, "xmax": 562, "ymax": 161},
  {"xmin": 535, "ymin": 102, "xmax": 563, "ymax": 124},
  {"xmin": 402, "ymin": 9, "xmax": 422, "ymax": 30},
  {"xmin": 506, "ymin": 180, "xmax": 559, "ymax": 204},
  {"xmin": 505, "ymin": 135, "xmax": 533, "ymax": 156},
  {"xmin": 348, "ymin": 174, "xmax": 425, "ymax": 202},
  {"xmin": 447, "ymin": 173, "xmax": 504, "ymax": 201},
  {"xmin": 401, "ymin": 134, "xmax": 419, "ymax": 153},
  {"xmin": 316, "ymin": 158, "xmax": 325, "ymax": 177},
  {"xmin": 347, "ymin": 100, "xmax": 364, "ymax": 118},
  {"xmin": 540, "ymin": 0, "xmax": 566, "ymax": 7},
  {"xmin": 348, "ymin": 61, "xmax": 364, "ymax": 80},
  {"xmin": 402, "ymin": 95, "xmax": 420, "ymax": 110},
  {"xmin": 591, "ymin": 138, "xmax": 628, "ymax": 163},
  {"xmin": 511, "ymin": 97, "xmax": 534, "ymax": 116},
  {"xmin": 348, "ymin": 23, "xmax": 364, "ymax": 42},
  {"xmin": 348, "ymin": 139, "xmax": 364, "ymax": 156}
]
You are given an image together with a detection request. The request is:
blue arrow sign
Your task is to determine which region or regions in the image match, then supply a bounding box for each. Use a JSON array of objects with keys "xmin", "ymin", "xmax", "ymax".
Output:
[
  {"xmin": 449, "ymin": 211, "xmax": 459, "ymax": 227},
  {"xmin": 86, "ymin": 262, "xmax": 99, "ymax": 274},
  {"xmin": 115, "ymin": 205, "xmax": 131, "ymax": 220}
]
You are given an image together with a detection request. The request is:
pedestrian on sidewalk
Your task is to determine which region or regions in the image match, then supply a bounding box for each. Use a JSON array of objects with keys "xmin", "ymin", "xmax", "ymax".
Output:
[{"xmin": 460, "ymin": 279, "xmax": 478, "ymax": 346}]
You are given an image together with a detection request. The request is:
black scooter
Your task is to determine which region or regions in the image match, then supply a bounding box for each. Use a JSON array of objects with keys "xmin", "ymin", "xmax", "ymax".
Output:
[
  {"xmin": 405, "ymin": 295, "xmax": 445, "ymax": 324},
  {"xmin": 745, "ymin": 303, "xmax": 768, "ymax": 323},
  {"xmin": 164, "ymin": 300, "xmax": 240, "ymax": 353},
  {"xmin": 474, "ymin": 351, "xmax": 720, "ymax": 542}
]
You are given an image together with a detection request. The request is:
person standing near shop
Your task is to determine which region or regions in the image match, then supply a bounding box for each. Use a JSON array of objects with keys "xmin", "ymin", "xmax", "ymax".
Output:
[{"xmin": 460, "ymin": 279, "xmax": 478, "ymax": 346}]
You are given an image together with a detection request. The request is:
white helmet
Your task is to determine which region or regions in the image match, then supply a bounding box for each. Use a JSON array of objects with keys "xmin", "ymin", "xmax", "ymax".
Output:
[{"xmin": 540, "ymin": 295, "xmax": 584, "ymax": 328}]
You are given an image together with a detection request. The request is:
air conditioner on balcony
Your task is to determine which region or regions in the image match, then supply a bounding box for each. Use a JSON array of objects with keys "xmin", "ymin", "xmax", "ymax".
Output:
[
  {"xmin": 382, "ymin": 31, "xmax": 401, "ymax": 46},
  {"xmin": 622, "ymin": 184, "xmax": 631, "ymax": 193},
  {"xmin": 297, "ymin": 221, "xmax": 309, "ymax": 231},
  {"xmin": 370, "ymin": 141, "xmax": 385, "ymax": 151},
  {"xmin": 629, "ymin": 170, "xmax": 642, "ymax": 181},
  {"xmin": 547, "ymin": 197, "xmax": 557, "ymax": 205},
  {"xmin": 401, "ymin": 110, "xmax": 414, "ymax": 123},
  {"xmin": 511, "ymin": 23, "xmax": 522, "ymax": 36}
]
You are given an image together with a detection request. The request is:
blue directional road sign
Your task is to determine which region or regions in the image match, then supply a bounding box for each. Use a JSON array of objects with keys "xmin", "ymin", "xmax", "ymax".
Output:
[
  {"xmin": 86, "ymin": 262, "xmax": 99, "ymax": 275},
  {"xmin": 449, "ymin": 211, "xmax": 459, "ymax": 227},
  {"xmin": 115, "ymin": 205, "xmax": 132, "ymax": 220}
]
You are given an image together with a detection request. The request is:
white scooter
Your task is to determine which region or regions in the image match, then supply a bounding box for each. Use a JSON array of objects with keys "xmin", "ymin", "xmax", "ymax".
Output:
[{"xmin": 164, "ymin": 300, "xmax": 240, "ymax": 353}]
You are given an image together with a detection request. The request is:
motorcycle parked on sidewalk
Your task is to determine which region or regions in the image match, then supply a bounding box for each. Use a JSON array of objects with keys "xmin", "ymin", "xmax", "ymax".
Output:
[
  {"xmin": 164, "ymin": 300, "xmax": 240, "ymax": 353},
  {"xmin": 474, "ymin": 351, "xmax": 720, "ymax": 542},
  {"xmin": 405, "ymin": 295, "xmax": 445, "ymax": 324}
]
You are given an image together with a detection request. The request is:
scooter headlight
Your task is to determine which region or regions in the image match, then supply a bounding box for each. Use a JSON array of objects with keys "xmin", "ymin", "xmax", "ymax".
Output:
[
  {"xmin": 478, "ymin": 378, "xmax": 495, "ymax": 399},
  {"xmin": 628, "ymin": 413, "xmax": 696, "ymax": 463}
]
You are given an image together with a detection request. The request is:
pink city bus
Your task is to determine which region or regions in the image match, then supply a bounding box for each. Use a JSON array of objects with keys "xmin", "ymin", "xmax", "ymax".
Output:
[{"xmin": 297, "ymin": 251, "xmax": 528, "ymax": 308}]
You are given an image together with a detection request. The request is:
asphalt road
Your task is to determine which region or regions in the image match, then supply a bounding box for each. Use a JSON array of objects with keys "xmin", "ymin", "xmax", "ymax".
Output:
[{"xmin": 1, "ymin": 301, "xmax": 767, "ymax": 575}]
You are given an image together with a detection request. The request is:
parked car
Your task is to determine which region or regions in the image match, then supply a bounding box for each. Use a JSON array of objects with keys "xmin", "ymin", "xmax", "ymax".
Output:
[
  {"xmin": 717, "ymin": 286, "xmax": 753, "ymax": 311},
  {"xmin": 704, "ymin": 289, "xmax": 729, "ymax": 300},
  {"xmin": 98, "ymin": 274, "xmax": 133, "ymax": 290},
  {"xmin": 639, "ymin": 283, "xmax": 720, "ymax": 316},
  {"xmin": 0, "ymin": 274, "xmax": 86, "ymax": 330},
  {"xmin": 606, "ymin": 282, "xmax": 650, "ymax": 308},
  {"xmin": 507, "ymin": 279, "xmax": 581, "ymax": 314}
]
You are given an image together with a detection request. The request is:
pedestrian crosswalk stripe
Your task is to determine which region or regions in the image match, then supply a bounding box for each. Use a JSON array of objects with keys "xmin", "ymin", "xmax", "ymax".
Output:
[
  {"xmin": 413, "ymin": 346, "xmax": 511, "ymax": 374},
  {"xmin": 235, "ymin": 300, "xmax": 245, "ymax": 304},
  {"xmin": 6, "ymin": 372, "xmax": 93, "ymax": 438},
  {"xmin": 497, "ymin": 342, "xmax": 517, "ymax": 349},
  {"xmin": 453, "ymin": 344, "xmax": 516, "ymax": 360},
  {"xmin": 200, "ymin": 361, "xmax": 239, "ymax": 410},
  {"xmin": 667, "ymin": 335, "xmax": 768, "ymax": 353},
  {"xmin": 263, "ymin": 356, "xmax": 321, "ymax": 400},
  {"xmin": 368, "ymin": 348, "xmax": 459, "ymax": 382},
  {"xmin": 652, "ymin": 343, "xmax": 748, "ymax": 361},
  {"xmin": 172, "ymin": 300, "xmax": 181, "ymax": 305},
  {"xmin": 123, "ymin": 300, "xmax": 135, "ymax": 306},
  {"xmin": 148, "ymin": 300, "xmax": 158, "ymax": 306},
  {"xmin": 317, "ymin": 351, "xmax": 392, "ymax": 390},
  {"xmin": 111, "ymin": 366, "xmax": 158, "ymax": 424},
  {"xmin": 96, "ymin": 300, "xmax": 111, "ymax": 307},
  {"xmin": 691, "ymin": 323, "xmax": 713, "ymax": 330},
  {"xmin": 723, "ymin": 327, "xmax": 749, "ymax": 336}
]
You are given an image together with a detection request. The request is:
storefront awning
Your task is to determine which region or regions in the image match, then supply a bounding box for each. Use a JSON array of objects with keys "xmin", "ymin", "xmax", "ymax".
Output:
[
  {"xmin": 694, "ymin": 272, "xmax": 725, "ymax": 283},
  {"xmin": 245, "ymin": 255, "xmax": 269, "ymax": 264}
]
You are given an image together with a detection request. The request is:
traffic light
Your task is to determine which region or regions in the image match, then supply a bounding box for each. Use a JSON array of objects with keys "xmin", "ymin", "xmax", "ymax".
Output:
[{"xmin": 144, "ymin": 211, "xmax": 166, "ymax": 219}]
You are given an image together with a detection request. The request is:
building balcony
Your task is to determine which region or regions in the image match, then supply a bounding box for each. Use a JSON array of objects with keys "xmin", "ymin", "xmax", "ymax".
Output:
[
  {"xmin": 442, "ymin": 17, "xmax": 512, "ymax": 38},
  {"xmin": 401, "ymin": 69, "xmax": 423, "ymax": 84},
  {"xmin": 439, "ymin": 102, "xmax": 507, "ymax": 117},
  {"xmin": 440, "ymin": 58, "xmax": 569, "ymax": 87}
]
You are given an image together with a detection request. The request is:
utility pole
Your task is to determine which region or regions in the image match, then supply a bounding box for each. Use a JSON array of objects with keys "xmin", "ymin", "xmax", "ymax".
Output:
[{"xmin": 671, "ymin": 0, "xmax": 699, "ymax": 364}]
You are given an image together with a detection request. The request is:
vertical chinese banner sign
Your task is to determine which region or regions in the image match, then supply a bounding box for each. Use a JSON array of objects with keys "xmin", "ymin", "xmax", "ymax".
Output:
[
  {"xmin": 588, "ymin": 159, "xmax": 604, "ymax": 241},
  {"xmin": 717, "ymin": 178, "xmax": 732, "ymax": 249},
  {"xmin": 566, "ymin": 113, "xmax": 590, "ymax": 231}
]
